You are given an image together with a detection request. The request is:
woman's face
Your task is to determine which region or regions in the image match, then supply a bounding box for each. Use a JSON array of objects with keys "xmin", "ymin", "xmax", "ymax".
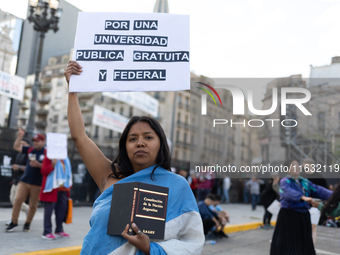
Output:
[{"xmin": 126, "ymin": 122, "xmax": 161, "ymax": 172}]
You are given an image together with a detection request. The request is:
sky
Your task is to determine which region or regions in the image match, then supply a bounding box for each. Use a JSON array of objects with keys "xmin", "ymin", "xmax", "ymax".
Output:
[{"xmin": 2, "ymin": 0, "xmax": 340, "ymax": 80}]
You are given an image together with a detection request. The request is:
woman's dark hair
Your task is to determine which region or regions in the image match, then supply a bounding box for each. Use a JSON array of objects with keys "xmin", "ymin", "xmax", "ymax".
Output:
[
  {"xmin": 109, "ymin": 116, "xmax": 171, "ymax": 179},
  {"xmin": 321, "ymin": 182, "xmax": 340, "ymax": 216}
]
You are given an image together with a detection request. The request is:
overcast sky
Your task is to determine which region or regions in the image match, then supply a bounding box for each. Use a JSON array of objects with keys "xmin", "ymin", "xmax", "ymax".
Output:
[{"xmin": 2, "ymin": 0, "xmax": 340, "ymax": 80}]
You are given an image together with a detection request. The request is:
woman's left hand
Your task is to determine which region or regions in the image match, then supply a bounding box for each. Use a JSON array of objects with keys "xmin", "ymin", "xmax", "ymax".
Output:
[
  {"xmin": 121, "ymin": 223, "xmax": 150, "ymax": 255},
  {"xmin": 309, "ymin": 199, "xmax": 321, "ymax": 208}
]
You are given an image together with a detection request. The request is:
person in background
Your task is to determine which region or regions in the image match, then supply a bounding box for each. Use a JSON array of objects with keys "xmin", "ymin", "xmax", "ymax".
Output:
[
  {"xmin": 246, "ymin": 176, "xmax": 264, "ymax": 210},
  {"xmin": 260, "ymin": 173, "xmax": 280, "ymax": 229},
  {"xmin": 40, "ymin": 156, "xmax": 73, "ymax": 240},
  {"xmin": 197, "ymin": 171, "xmax": 214, "ymax": 201},
  {"xmin": 208, "ymin": 194, "xmax": 229, "ymax": 238},
  {"xmin": 270, "ymin": 159, "xmax": 332, "ymax": 255},
  {"xmin": 310, "ymin": 181, "xmax": 340, "ymax": 222},
  {"xmin": 301, "ymin": 158, "xmax": 327, "ymax": 245},
  {"xmin": 222, "ymin": 176, "xmax": 231, "ymax": 203},
  {"xmin": 188, "ymin": 170, "xmax": 198, "ymax": 199},
  {"xmin": 6, "ymin": 128, "xmax": 46, "ymax": 232},
  {"xmin": 197, "ymin": 194, "xmax": 223, "ymax": 237},
  {"xmin": 178, "ymin": 168, "xmax": 189, "ymax": 180},
  {"xmin": 6, "ymin": 138, "xmax": 30, "ymax": 226},
  {"xmin": 243, "ymin": 178, "xmax": 250, "ymax": 203}
]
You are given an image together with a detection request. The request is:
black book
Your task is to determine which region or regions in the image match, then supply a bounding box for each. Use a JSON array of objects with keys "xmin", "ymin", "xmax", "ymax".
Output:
[{"xmin": 107, "ymin": 182, "xmax": 169, "ymax": 240}]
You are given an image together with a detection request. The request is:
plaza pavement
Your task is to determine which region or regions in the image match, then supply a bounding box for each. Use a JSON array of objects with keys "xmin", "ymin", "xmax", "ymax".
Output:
[{"xmin": 0, "ymin": 203, "xmax": 339, "ymax": 255}]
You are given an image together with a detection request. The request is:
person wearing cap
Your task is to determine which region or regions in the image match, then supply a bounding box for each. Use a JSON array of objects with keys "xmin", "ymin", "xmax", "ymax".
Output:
[{"xmin": 6, "ymin": 128, "xmax": 46, "ymax": 232}]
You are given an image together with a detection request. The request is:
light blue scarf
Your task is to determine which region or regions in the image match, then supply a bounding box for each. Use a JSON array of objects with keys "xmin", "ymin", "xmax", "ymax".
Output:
[{"xmin": 43, "ymin": 158, "xmax": 72, "ymax": 193}]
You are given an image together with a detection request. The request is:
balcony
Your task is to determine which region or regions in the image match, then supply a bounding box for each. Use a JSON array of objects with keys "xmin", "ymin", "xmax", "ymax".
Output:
[
  {"xmin": 80, "ymin": 105, "xmax": 93, "ymax": 113},
  {"xmin": 40, "ymin": 84, "xmax": 52, "ymax": 91},
  {"xmin": 35, "ymin": 121, "xmax": 47, "ymax": 128},
  {"xmin": 183, "ymin": 143, "xmax": 190, "ymax": 149},
  {"xmin": 25, "ymin": 83, "xmax": 33, "ymax": 88},
  {"xmin": 18, "ymin": 101, "xmax": 29, "ymax": 109},
  {"xmin": 84, "ymin": 117, "xmax": 92, "ymax": 126},
  {"xmin": 176, "ymin": 122, "xmax": 183, "ymax": 128},
  {"xmin": 78, "ymin": 93, "xmax": 94, "ymax": 99},
  {"xmin": 16, "ymin": 114, "xmax": 29, "ymax": 120},
  {"xmin": 38, "ymin": 97, "xmax": 50, "ymax": 104},
  {"xmin": 36, "ymin": 109, "xmax": 49, "ymax": 116}
]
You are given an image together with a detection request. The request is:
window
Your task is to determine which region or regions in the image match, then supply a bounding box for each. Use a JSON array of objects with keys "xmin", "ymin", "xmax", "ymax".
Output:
[
  {"xmin": 109, "ymin": 130, "xmax": 113, "ymax": 138},
  {"xmin": 129, "ymin": 106, "xmax": 133, "ymax": 117},
  {"xmin": 120, "ymin": 107, "xmax": 124, "ymax": 116},
  {"xmin": 48, "ymin": 58, "xmax": 56, "ymax": 65},
  {"xmin": 177, "ymin": 113, "xmax": 181, "ymax": 123},
  {"xmin": 177, "ymin": 94, "xmax": 182, "ymax": 105},
  {"xmin": 55, "ymin": 90, "xmax": 62, "ymax": 99},
  {"xmin": 62, "ymin": 56, "xmax": 69, "ymax": 63},
  {"xmin": 185, "ymin": 97, "xmax": 189, "ymax": 108},
  {"xmin": 54, "ymin": 103, "xmax": 61, "ymax": 110},
  {"xmin": 57, "ymin": 78, "xmax": 63, "ymax": 86},
  {"xmin": 184, "ymin": 133, "xmax": 187, "ymax": 144},
  {"xmin": 176, "ymin": 131, "xmax": 180, "ymax": 142},
  {"xmin": 52, "ymin": 115, "xmax": 58, "ymax": 123},
  {"xmin": 94, "ymin": 126, "xmax": 99, "ymax": 138},
  {"xmin": 185, "ymin": 115, "xmax": 188, "ymax": 124}
]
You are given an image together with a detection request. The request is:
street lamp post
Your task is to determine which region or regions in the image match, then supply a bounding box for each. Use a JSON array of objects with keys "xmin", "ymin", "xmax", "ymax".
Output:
[{"xmin": 25, "ymin": 0, "xmax": 61, "ymax": 139}]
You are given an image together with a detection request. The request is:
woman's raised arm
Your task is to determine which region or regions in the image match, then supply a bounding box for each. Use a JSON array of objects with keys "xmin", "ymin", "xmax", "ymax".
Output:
[{"xmin": 64, "ymin": 60, "xmax": 112, "ymax": 191}]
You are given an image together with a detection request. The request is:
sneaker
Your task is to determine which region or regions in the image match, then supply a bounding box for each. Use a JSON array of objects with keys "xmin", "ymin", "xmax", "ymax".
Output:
[
  {"xmin": 55, "ymin": 232, "xmax": 70, "ymax": 238},
  {"xmin": 5, "ymin": 220, "xmax": 12, "ymax": 226},
  {"xmin": 23, "ymin": 222, "xmax": 30, "ymax": 232},
  {"xmin": 42, "ymin": 233, "xmax": 56, "ymax": 240},
  {"xmin": 5, "ymin": 222, "xmax": 18, "ymax": 232},
  {"xmin": 260, "ymin": 225, "xmax": 269, "ymax": 229}
]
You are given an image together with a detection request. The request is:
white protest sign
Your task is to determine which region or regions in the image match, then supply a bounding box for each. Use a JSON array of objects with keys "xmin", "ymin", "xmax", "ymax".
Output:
[
  {"xmin": 70, "ymin": 12, "xmax": 190, "ymax": 92},
  {"xmin": 0, "ymin": 70, "xmax": 25, "ymax": 101},
  {"xmin": 92, "ymin": 105, "xmax": 129, "ymax": 132},
  {"xmin": 267, "ymin": 199, "xmax": 281, "ymax": 215},
  {"xmin": 103, "ymin": 91, "xmax": 159, "ymax": 117},
  {"xmin": 46, "ymin": 133, "xmax": 68, "ymax": 159}
]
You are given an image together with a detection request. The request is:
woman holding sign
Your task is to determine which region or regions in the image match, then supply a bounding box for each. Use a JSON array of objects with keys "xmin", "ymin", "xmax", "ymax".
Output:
[{"xmin": 64, "ymin": 61, "xmax": 204, "ymax": 255}]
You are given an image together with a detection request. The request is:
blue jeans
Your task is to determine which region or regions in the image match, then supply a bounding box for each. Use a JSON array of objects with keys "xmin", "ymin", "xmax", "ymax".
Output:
[
  {"xmin": 43, "ymin": 191, "xmax": 68, "ymax": 235},
  {"xmin": 251, "ymin": 194, "xmax": 259, "ymax": 210},
  {"xmin": 243, "ymin": 188, "xmax": 249, "ymax": 203},
  {"xmin": 223, "ymin": 189, "xmax": 230, "ymax": 203}
]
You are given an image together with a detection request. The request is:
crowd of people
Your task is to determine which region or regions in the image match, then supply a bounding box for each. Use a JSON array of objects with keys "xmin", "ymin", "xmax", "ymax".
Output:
[
  {"xmin": 3, "ymin": 60, "xmax": 340, "ymax": 255},
  {"xmin": 5, "ymin": 128, "xmax": 73, "ymax": 240}
]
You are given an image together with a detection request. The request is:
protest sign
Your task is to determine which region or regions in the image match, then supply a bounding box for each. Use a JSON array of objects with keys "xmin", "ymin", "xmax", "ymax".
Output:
[
  {"xmin": 46, "ymin": 133, "xmax": 68, "ymax": 159},
  {"xmin": 102, "ymin": 91, "xmax": 159, "ymax": 117},
  {"xmin": 70, "ymin": 12, "xmax": 190, "ymax": 92},
  {"xmin": 0, "ymin": 70, "xmax": 25, "ymax": 101},
  {"xmin": 92, "ymin": 105, "xmax": 129, "ymax": 132}
]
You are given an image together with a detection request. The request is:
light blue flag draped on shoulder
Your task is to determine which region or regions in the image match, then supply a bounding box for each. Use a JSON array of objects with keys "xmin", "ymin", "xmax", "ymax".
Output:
[
  {"xmin": 80, "ymin": 165, "xmax": 204, "ymax": 255},
  {"xmin": 43, "ymin": 158, "xmax": 73, "ymax": 193}
]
